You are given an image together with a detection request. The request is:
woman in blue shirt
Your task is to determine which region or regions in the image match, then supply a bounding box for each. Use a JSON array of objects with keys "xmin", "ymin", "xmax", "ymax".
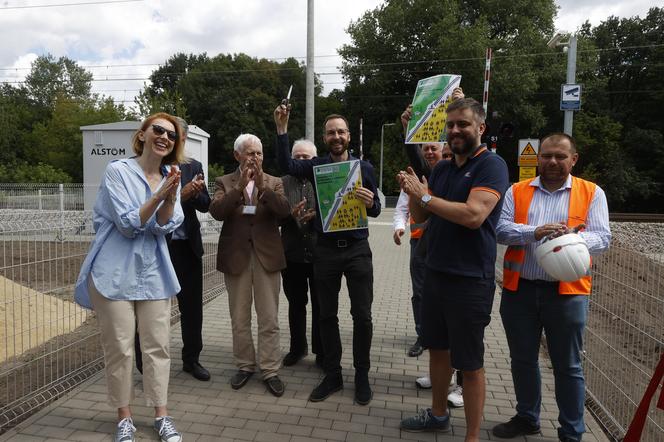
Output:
[{"xmin": 75, "ymin": 112, "xmax": 185, "ymax": 442}]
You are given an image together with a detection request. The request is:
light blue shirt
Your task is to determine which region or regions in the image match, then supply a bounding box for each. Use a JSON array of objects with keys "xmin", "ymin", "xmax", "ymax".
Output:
[
  {"xmin": 496, "ymin": 175, "xmax": 611, "ymax": 281},
  {"xmin": 74, "ymin": 158, "xmax": 184, "ymax": 309}
]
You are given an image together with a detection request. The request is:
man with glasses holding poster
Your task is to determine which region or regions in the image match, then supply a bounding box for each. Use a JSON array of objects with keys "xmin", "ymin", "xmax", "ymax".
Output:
[{"xmin": 274, "ymin": 103, "xmax": 381, "ymax": 406}]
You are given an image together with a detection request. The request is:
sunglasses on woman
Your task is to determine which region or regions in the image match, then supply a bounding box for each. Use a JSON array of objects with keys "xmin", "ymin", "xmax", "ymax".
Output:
[{"xmin": 151, "ymin": 124, "xmax": 177, "ymax": 142}]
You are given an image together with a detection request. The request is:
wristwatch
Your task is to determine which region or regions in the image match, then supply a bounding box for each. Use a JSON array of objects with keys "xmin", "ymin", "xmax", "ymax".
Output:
[{"xmin": 419, "ymin": 194, "xmax": 432, "ymax": 208}]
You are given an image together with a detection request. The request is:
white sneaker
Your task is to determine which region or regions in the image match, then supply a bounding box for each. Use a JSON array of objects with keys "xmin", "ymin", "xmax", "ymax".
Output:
[
  {"xmin": 114, "ymin": 417, "xmax": 136, "ymax": 442},
  {"xmin": 447, "ymin": 385, "xmax": 464, "ymax": 408},
  {"xmin": 415, "ymin": 376, "xmax": 431, "ymax": 389},
  {"xmin": 154, "ymin": 416, "xmax": 182, "ymax": 442}
]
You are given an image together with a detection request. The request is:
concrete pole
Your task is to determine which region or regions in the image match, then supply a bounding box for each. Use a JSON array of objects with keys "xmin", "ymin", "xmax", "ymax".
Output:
[
  {"xmin": 380, "ymin": 123, "xmax": 395, "ymax": 190},
  {"xmin": 564, "ymin": 36, "xmax": 577, "ymax": 136},
  {"xmin": 305, "ymin": 0, "xmax": 315, "ymax": 140}
]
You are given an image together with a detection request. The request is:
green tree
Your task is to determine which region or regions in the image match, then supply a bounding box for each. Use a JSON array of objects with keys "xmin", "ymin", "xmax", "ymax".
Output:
[
  {"xmin": 149, "ymin": 53, "xmax": 317, "ymax": 174},
  {"xmin": 25, "ymin": 54, "xmax": 93, "ymax": 109},
  {"xmin": 584, "ymin": 8, "xmax": 664, "ymax": 211},
  {"xmin": 0, "ymin": 162, "xmax": 71, "ymax": 183},
  {"xmin": 0, "ymin": 84, "xmax": 37, "ymax": 163},
  {"xmin": 25, "ymin": 94, "xmax": 128, "ymax": 181},
  {"xmin": 338, "ymin": 0, "xmax": 558, "ymax": 189}
]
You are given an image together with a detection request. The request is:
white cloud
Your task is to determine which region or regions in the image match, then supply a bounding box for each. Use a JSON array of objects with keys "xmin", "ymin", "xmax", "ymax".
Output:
[{"xmin": 0, "ymin": 0, "xmax": 657, "ymax": 105}]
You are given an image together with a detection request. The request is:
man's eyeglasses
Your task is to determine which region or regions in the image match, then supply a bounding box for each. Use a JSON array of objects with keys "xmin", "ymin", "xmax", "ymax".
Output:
[
  {"xmin": 325, "ymin": 129, "xmax": 349, "ymax": 137},
  {"xmin": 151, "ymin": 124, "xmax": 177, "ymax": 142}
]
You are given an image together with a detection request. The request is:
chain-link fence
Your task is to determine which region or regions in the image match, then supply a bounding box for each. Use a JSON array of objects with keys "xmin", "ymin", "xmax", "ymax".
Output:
[
  {"xmin": 584, "ymin": 222, "xmax": 664, "ymax": 441},
  {"xmin": 0, "ymin": 206, "xmax": 224, "ymax": 434}
]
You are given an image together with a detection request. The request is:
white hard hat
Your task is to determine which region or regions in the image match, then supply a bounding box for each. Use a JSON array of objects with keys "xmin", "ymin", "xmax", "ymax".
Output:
[{"xmin": 535, "ymin": 233, "xmax": 591, "ymax": 282}]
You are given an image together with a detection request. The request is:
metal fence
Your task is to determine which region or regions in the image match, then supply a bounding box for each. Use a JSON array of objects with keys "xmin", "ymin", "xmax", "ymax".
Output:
[
  {"xmin": 0, "ymin": 184, "xmax": 663, "ymax": 439},
  {"xmin": 0, "ymin": 184, "xmax": 85, "ymax": 211},
  {"xmin": 584, "ymin": 222, "xmax": 664, "ymax": 441},
  {"xmin": 0, "ymin": 204, "xmax": 225, "ymax": 434}
]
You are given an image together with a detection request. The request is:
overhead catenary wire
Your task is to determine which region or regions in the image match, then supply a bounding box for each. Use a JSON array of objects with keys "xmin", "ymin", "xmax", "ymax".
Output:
[
  {"xmin": 0, "ymin": 0, "xmax": 143, "ymax": 10},
  {"xmin": 0, "ymin": 42, "xmax": 662, "ymax": 73}
]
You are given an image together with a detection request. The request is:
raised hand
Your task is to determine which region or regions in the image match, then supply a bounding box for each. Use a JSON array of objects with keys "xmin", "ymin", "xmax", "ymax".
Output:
[
  {"xmin": 253, "ymin": 162, "xmax": 264, "ymax": 191},
  {"xmin": 155, "ymin": 167, "xmax": 181, "ymax": 203},
  {"xmin": 274, "ymin": 102, "xmax": 291, "ymax": 134},
  {"xmin": 181, "ymin": 174, "xmax": 205, "ymax": 201},
  {"xmin": 401, "ymin": 104, "xmax": 413, "ymax": 131},
  {"xmin": 451, "ymin": 87, "xmax": 465, "ymax": 101},
  {"xmin": 397, "ymin": 167, "xmax": 427, "ymax": 199}
]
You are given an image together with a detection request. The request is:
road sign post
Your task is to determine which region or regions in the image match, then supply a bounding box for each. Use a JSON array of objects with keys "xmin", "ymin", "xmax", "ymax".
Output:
[{"xmin": 561, "ymin": 83, "xmax": 582, "ymax": 111}]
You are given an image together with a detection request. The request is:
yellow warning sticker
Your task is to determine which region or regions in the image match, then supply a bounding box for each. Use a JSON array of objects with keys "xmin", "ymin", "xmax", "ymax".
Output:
[
  {"xmin": 521, "ymin": 143, "xmax": 537, "ymax": 156},
  {"xmin": 519, "ymin": 167, "xmax": 537, "ymax": 181}
]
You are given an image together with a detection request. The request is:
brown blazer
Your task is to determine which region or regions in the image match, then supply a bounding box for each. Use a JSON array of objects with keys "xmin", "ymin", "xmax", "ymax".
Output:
[{"xmin": 209, "ymin": 169, "xmax": 290, "ymax": 275}]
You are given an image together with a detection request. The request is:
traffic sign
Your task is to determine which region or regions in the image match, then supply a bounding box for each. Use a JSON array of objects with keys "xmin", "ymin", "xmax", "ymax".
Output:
[
  {"xmin": 518, "ymin": 139, "xmax": 539, "ymax": 167},
  {"xmin": 519, "ymin": 167, "xmax": 537, "ymax": 181},
  {"xmin": 561, "ymin": 84, "xmax": 582, "ymax": 111}
]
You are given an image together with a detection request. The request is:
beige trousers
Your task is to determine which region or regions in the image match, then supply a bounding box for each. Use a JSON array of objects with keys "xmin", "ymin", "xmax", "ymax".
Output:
[
  {"xmin": 224, "ymin": 249, "xmax": 281, "ymax": 379},
  {"xmin": 88, "ymin": 277, "xmax": 172, "ymax": 408}
]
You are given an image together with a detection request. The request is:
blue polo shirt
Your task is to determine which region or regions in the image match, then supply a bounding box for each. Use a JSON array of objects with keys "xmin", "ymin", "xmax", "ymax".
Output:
[{"xmin": 425, "ymin": 145, "xmax": 509, "ymax": 278}]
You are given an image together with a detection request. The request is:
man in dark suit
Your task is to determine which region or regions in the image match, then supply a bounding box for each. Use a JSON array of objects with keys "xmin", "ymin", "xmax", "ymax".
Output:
[
  {"xmin": 136, "ymin": 118, "xmax": 212, "ymax": 381},
  {"xmin": 209, "ymin": 133, "xmax": 291, "ymax": 397},
  {"xmin": 170, "ymin": 117, "xmax": 211, "ymax": 381},
  {"xmin": 280, "ymin": 139, "xmax": 322, "ymax": 367}
]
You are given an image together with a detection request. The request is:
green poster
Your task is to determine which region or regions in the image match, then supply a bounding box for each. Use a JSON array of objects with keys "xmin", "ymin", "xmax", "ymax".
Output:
[
  {"xmin": 313, "ymin": 160, "xmax": 368, "ymax": 232},
  {"xmin": 406, "ymin": 74, "xmax": 462, "ymax": 144}
]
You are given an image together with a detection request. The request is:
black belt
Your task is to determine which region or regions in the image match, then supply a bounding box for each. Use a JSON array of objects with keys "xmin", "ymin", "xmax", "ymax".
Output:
[
  {"xmin": 317, "ymin": 236, "xmax": 365, "ymax": 248},
  {"xmin": 521, "ymin": 278, "xmax": 558, "ymax": 287}
]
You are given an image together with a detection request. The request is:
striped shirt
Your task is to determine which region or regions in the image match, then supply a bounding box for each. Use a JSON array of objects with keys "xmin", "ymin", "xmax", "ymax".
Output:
[{"xmin": 496, "ymin": 175, "xmax": 611, "ymax": 281}]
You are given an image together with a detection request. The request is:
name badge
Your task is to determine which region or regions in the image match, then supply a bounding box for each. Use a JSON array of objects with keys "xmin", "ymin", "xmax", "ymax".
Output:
[{"xmin": 242, "ymin": 205, "xmax": 257, "ymax": 215}]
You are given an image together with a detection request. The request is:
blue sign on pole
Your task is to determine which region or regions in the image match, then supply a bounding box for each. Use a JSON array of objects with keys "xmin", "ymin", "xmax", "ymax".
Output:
[{"xmin": 561, "ymin": 84, "xmax": 582, "ymax": 111}]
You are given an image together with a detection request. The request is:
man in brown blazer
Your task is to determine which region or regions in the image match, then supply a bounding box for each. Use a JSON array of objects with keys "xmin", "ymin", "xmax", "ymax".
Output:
[{"xmin": 209, "ymin": 133, "xmax": 291, "ymax": 397}]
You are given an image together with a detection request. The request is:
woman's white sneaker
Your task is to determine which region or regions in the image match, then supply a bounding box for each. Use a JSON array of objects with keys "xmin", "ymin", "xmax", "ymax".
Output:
[{"xmin": 154, "ymin": 416, "xmax": 182, "ymax": 442}]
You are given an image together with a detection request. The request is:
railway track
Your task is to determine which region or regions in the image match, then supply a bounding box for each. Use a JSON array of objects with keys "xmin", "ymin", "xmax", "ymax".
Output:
[{"xmin": 609, "ymin": 213, "xmax": 664, "ymax": 222}]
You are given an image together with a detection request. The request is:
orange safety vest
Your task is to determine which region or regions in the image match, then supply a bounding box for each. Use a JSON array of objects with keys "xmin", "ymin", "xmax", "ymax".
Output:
[
  {"xmin": 502, "ymin": 176, "xmax": 596, "ymax": 295},
  {"xmin": 409, "ymin": 216, "xmax": 425, "ymax": 239},
  {"xmin": 409, "ymin": 188, "xmax": 432, "ymax": 239}
]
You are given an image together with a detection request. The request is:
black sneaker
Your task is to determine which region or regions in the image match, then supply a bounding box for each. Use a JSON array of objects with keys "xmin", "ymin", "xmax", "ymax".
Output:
[
  {"xmin": 183, "ymin": 362, "xmax": 211, "ymax": 381},
  {"xmin": 283, "ymin": 351, "xmax": 307, "ymax": 367},
  {"xmin": 309, "ymin": 374, "xmax": 343, "ymax": 402},
  {"xmin": 492, "ymin": 415, "xmax": 540, "ymax": 438},
  {"xmin": 264, "ymin": 376, "xmax": 285, "ymax": 397},
  {"xmin": 408, "ymin": 338, "xmax": 424, "ymax": 357},
  {"xmin": 354, "ymin": 372, "xmax": 373, "ymax": 405},
  {"xmin": 230, "ymin": 370, "xmax": 254, "ymax": 390}
]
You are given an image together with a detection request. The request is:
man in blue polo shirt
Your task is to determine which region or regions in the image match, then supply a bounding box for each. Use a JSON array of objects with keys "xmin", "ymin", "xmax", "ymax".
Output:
[
  {"xmin": 273, "ymin": 103, "xmax": 381, "ymax": 406},
  {"xmin": 398, "ymin": 98, "xmax": 509, "ymax": 441}
]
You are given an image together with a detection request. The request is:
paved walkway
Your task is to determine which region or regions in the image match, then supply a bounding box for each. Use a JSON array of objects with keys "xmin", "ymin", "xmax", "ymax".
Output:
[{"xmin": 0, "ymin": 210, "xmax": 608, "ymax": 442}]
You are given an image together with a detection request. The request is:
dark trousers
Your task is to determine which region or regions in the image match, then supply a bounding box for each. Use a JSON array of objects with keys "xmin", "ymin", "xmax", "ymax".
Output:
[
  {"xmin": 314, "ymin": 239, "xmax": 373, "ymax": 376},
  {"xmin": 500, "ymin": 279, "xmax": 589, "ymax": 441},
  {"xmin": 409, "ymin": 238, "xmax": 425, "ymax": 337},
  {"xmin": 282, "ymin": 261, "xmax": 322, "ymax": 356},
  {"xmin": 170, "ymin": 240, "xmax": 204, "ymax": 365}
]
